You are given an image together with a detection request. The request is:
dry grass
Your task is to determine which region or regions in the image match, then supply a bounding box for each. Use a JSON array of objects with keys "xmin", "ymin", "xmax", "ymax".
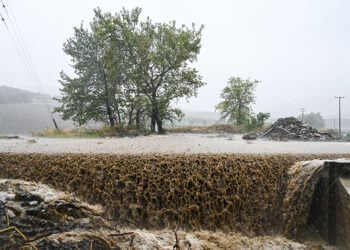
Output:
[
  {"xmin": 167, "ymin": 124, "xmax": 245, "ymax": 134},
  {"xmin": 33, "ymin": 125, "xmax": 134, "ymax": 138}
]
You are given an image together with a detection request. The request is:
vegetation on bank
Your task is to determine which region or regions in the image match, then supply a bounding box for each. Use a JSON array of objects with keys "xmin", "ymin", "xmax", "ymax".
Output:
[
  {"xmin": 33, "ymin": 123, "xmax": 270, "ymax": 138},
  {"xmin": 33, "ymin": 125, "xmax": 146, "ymax": 138},
  {"xmin": 167, "ymin": 123, "xmax": 267, "ymax": 134},
  {"xmin": 215, "ymin": 77, "xmax": 270, "ymax": 132}
]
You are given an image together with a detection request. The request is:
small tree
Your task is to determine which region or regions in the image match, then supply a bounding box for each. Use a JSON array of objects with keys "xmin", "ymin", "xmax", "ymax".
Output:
[
  {"xmin": 216, "ymin": 77, "xmax": 258, "ymax": 125},
  {"xmin": 216, "ymin": 77, "xmax": 269, "ymax": 131},
  {"xmin": 244, "ymin": 112, "xmax": 270, "ymax": 132}
]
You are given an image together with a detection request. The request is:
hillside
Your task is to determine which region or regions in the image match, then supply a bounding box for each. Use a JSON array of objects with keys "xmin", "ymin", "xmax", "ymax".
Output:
[
  {"xmin": 2, "ymin": 86, "xmax": 349, "ymax": 135},
  {"xmin": 0, "ymin": 85, "xmax": 51, "ymax": 104},
  {"xmin": 0, "ymin": 86, "xmax": 73, "ymax": 135}
]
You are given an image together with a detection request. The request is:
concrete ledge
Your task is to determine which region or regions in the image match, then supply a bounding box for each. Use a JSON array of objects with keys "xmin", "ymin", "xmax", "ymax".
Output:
[
  {"xmin": 323, "ymin": 161, "xmax": 350, "ymax": 248},
  {"xmin": 334, "ymin": 178, "xmax": 350, "ymax": 249}
]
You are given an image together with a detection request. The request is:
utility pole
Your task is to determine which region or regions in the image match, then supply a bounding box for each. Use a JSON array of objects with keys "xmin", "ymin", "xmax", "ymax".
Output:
[
  {"xmin": 300, "ymin": 108, "xmax": 305, "ymax": 122},
  {"xmin": 335, "ymin": 96, "xmax": 345, "ymax": 134}
]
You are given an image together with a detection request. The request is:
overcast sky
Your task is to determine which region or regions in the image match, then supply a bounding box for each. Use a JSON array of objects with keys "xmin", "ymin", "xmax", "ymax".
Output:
[{"xmin": 0, "ymin": 0, "xmax": 349, "ymax": 119}]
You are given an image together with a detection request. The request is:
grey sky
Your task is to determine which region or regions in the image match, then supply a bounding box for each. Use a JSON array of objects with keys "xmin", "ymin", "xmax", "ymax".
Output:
[{"xmin": 0, "ymin": 0, "xmax": 349, "ymax": 119}]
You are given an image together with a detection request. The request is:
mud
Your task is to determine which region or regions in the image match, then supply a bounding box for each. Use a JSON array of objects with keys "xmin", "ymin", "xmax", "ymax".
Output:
[{"xmin": 2, "ymin": 134, "xmax": 350, "ymax": 154}]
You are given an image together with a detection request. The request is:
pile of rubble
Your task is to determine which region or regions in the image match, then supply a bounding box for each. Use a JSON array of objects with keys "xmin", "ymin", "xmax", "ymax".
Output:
[
  {"xmin": 258, "ymin": 117, "xmax": 333, "ymax": 141},
  {"xmin": 0, "ymin": 179, "xmax": 118, "ymax": 249}
]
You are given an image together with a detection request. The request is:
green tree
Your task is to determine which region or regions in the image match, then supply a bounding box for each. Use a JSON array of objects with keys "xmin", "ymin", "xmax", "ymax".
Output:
[
  {"xmin": 216, "ymin": 77, "xmax": 259, "ymax": 125},
  {"xmin": 54, "ymin": 23, "xmax": 119, "ymax": 126},
  {"xmin": 93, "ymin": 7, "xmax": 145, "ymax": 127},
  {"xmin": 298, "ymin": 112, "xmax": 325, "ymax": 129},
  {"xmin": 125, "ymin": 19, "xmax": 205, "ymax": 133},
  {"xmin": 55, "ymin": 8, "xmax": 205, "ymax": 133}
]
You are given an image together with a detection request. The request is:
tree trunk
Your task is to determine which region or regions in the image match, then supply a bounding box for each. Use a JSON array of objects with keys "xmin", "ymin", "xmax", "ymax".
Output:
[
  {"xmin": 101, "ymin": 73, "xmax": 115, "ymax": 127},
  {"xmin": 151, "ymin": 117, "xmax": 156, "ymax": 132},
  {"xmin": 128, "ymin": 102, "xmax": 134, "ymax": 127},
  {"xmin": 156, "ymin": 117, "xmax": 163, "ymax": 134},
  {"xmin": 136, "ymin": 110, "xmax": 141, "ymax": 130},
  {"xmin": 116, "ymin": 105, "xmax": 121, "ymax": 124},
  {"xmin": 106, "ymin": 106, "xmax": 115, "ymax": 127}
]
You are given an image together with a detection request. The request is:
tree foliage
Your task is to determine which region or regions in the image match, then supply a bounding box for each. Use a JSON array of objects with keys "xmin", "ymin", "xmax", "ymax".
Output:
[
  {"xmin": 244, "ymin": 112, "xmax": 270, "ymax": 132},
  {"xmin": 216, "ymin": 77, "xmax": 258, "ymax": 125},
  {"xmin": 298, "ymin": 112, "xmax": 325, "ymax": 129},
  {"xmin": 216, "ymin": 77, "xmax": 269, "ymax": 131},
  {"xmin": 54, "ymin": 8, "xmax": 205, "ymax": 133}
]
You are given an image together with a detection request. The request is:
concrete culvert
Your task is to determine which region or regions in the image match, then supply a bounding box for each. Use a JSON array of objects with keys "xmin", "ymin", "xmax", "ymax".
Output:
[{"xmin": 283, "ymin": 159, "xmax": 350, "ymax": 249}]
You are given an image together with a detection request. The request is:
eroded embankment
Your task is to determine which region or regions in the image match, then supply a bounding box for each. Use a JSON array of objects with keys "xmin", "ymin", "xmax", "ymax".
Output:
[{"xmin": 1, "ymin": 153, "xmax": 349, "ymax": 237}]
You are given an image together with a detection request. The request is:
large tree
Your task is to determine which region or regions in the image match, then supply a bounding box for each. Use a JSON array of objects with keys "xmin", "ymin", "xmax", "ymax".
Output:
[
  {"xmin": 134, "ymin": 20, "xmax": 204, "ymax": 133},
  {"xmin": 55, "ymin": 8, "xmax": 205, "ymax": 133}
]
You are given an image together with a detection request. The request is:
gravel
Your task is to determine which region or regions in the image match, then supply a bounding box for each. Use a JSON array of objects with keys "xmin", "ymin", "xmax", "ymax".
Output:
[{"xmin": 1, "ymin": 133, "xmax": 350, "ymax": 154}]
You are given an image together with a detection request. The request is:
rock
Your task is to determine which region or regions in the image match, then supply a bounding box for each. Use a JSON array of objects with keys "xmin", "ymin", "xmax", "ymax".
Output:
[
  {"xmin": 15, "ymin": 190, "xmax": 43, "ymax": 204},
  {"xmin": 0, "ymin": 135, "xmax": 20, "ymax": 139},
  {"xmin": 242, "ymin": 133, "xmax": 258, "ymax": 140},
  {"xmin": 0, "ymin": 179, "xmax": 117, "ymax": 249},
  {"xmin": 29, "ymin": 200, "xmax": 39, "ymax": 206}
]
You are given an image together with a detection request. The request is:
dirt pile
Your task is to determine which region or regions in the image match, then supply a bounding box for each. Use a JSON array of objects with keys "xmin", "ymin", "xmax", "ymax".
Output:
[
  {"xmin": 259, "ymin": 117, "xmax": 333, "ymax": 141},
  {"xmin": 0, "ymin": 179, "xmax": 116, "ymax": 249}
]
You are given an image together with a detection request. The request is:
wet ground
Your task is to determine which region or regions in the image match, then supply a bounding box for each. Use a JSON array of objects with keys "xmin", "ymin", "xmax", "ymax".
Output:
[{"xmin": 1, "ymin": 133, "xmax": 350, "ymax": 154}]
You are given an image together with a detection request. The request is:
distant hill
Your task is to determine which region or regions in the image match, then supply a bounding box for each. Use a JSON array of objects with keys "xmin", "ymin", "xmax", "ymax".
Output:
[
  {"xmin": 0, "ymin": 85, "xmax": 52, "ymax": 104},
  {"xmin": 0, "ymin": 86, "xmax": 73, "ymax": 135}
]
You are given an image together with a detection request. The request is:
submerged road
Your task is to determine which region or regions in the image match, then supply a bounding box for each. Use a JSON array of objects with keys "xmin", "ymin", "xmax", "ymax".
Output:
[{"xmin": 1, "ymin": 133, "xmax": 350, "ymax": 154}]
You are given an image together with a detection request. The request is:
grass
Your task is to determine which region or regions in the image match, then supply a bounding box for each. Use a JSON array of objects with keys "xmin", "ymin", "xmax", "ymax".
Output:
[
  {"xmin": 33, "ymin": 128, "xmax": 102, "ymax": 138},
  {"xmin": 34, "ymin": 123, "xmax": 270, "ymax": 138},
  {"xmin": 167, "ymin": 124, "xmax": 247, "ymax": 134},
  {"xmin": 33, "ymin": 125, "xmax": 141, "ymax": 138}
]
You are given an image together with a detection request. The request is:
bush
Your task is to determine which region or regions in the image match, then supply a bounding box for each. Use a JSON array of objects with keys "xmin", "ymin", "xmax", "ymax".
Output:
[
  {"xmin": 343, "ymin": 133, "xmax": 350, "ymax": 141},
  {"xmin": 33, "ymin": 124, "xmax": 134, "ymax": 138},
  {"xmin": 167, "ymin": 124, "xmax": 245, "ymax": 134}
]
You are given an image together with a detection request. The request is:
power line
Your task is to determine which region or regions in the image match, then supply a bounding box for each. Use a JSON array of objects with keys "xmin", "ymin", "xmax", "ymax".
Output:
[
  {"xmin": 1, "ymin": 0, "xmax": 56, "ymax": 127},
  {"xmin": 0, "ymin": 0, "xmax": 8, "ymax": 16},
  {"xmin": 2, "ymin": 0, "xmax": 44, "ymax": 93},
  {"xmin": 3, "ymin": 0, "xmax": 45, "ymax": 94},
  {"xmin": 0, "ymin": 12, "xmax": 38, "ymax": 90},
  {"xmin": 0, "ymin": 12, "xmax": 8, "ymax": 29}
]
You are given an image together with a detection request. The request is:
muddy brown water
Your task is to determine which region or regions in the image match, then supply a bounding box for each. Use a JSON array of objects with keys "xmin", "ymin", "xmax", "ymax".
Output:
[{"xmin": 1, "ymin": 152, "xmax": 350, "ymax": 248}]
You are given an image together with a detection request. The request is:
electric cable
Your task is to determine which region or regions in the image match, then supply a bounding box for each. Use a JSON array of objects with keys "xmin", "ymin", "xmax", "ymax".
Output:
[{"xmin": 1, "ymin": 0, "xmax": 54, "ymax": 121}]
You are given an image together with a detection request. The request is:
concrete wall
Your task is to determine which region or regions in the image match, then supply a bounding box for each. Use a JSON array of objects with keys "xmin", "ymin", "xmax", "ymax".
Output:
[{"xmin": 334, "ymin": 178, "xmax": 350, "ymax": 249}]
